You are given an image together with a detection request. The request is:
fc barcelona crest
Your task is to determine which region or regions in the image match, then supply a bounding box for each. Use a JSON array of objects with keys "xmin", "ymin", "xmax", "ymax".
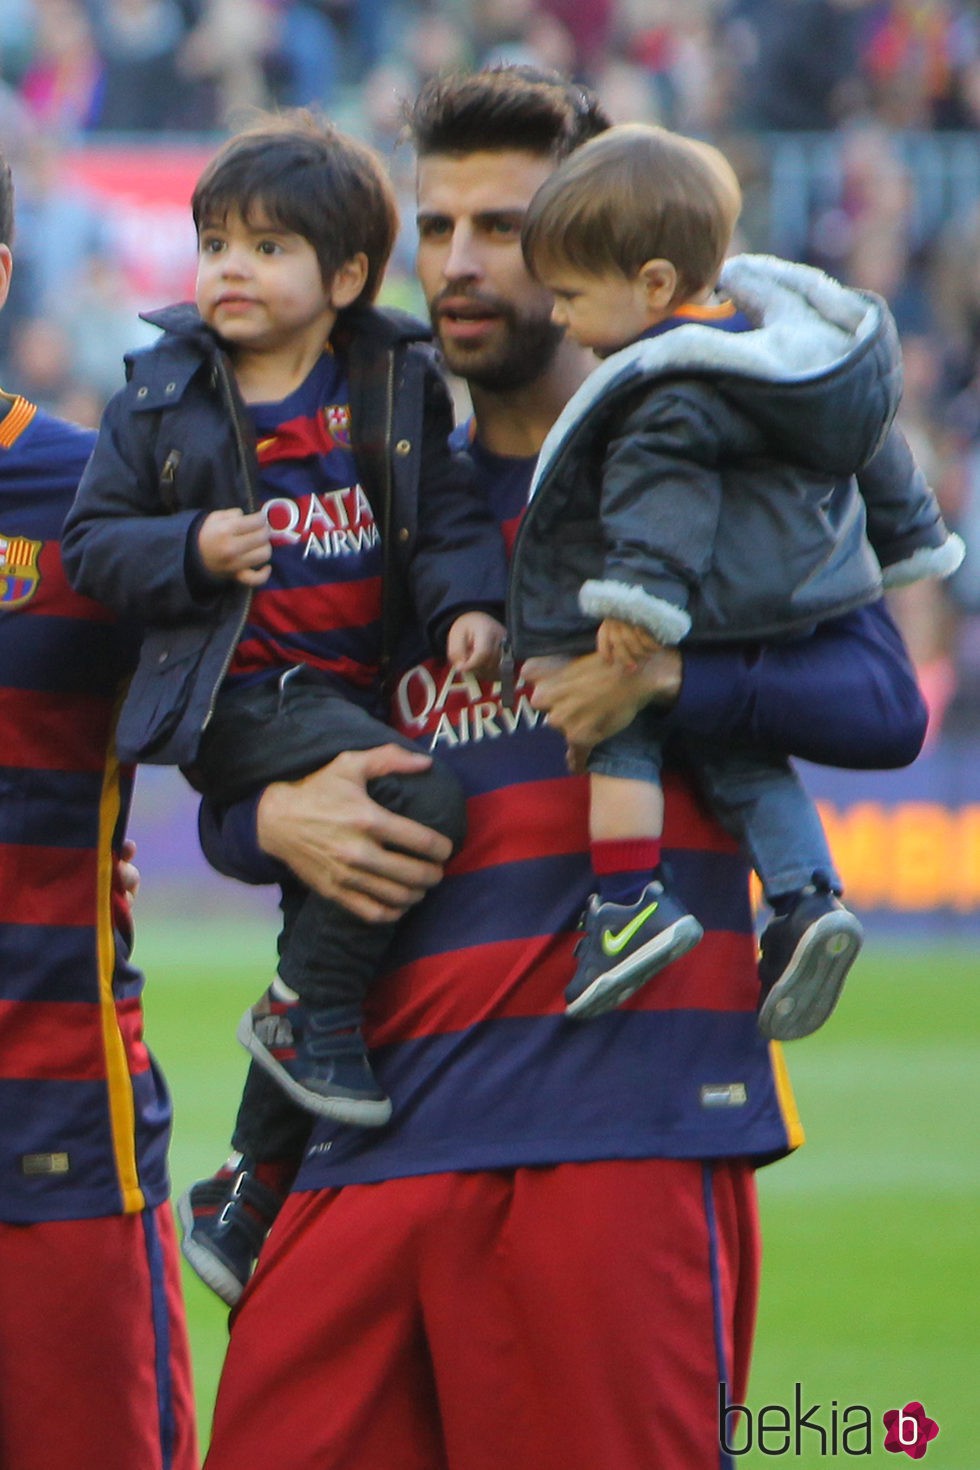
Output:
[
  {"xmin": 0, "ymin": 532, "xmax": 42, "ymax": 608},
  {"xmin": 324, "ymin": 404, "xmax": 352, "ymax": 448}
]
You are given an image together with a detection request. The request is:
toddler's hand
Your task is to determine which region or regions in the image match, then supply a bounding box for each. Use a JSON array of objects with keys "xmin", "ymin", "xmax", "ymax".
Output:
[
  {"xmin": 447, "ymin": 611, "xmax": 506, "ymax": 677},
  {"xmin": 596, "ymin": 617, "xmax": 661, "ymax": 671},
  {"xmin": 197, "ymin": 508, "xmax": 272, "ymax": 586}
]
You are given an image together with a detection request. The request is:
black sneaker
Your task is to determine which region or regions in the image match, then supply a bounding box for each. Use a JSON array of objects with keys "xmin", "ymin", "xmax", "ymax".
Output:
[
  {"xmin": 177, "ymin": 1161, "xmax": 284, "ymax": 1306},
  {"xmin": 237, "ymin": 989, "xmax": 392, "ymax": 1128},
  {"xmin": 757, "ymin": 890, "xmax": 863, "ymax": 1041},
  {"xmin": 564, "ymin": 880, "xmax": 704, "ymax": 1020}
]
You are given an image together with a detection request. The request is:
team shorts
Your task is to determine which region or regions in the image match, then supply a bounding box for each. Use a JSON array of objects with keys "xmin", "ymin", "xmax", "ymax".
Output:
[
  {"xmin": 0, "ymin": 1201, "xmax": 198, "ymax": 1470},
  {"xmin": 205, "ymin": 1157, "xmax": 759, "ymax": 1470}
]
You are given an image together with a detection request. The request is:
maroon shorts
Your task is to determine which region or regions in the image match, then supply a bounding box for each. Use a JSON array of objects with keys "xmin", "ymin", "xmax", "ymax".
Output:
[
  {"xmin": 206, "ymin": 1158, "xmax": 759, "ymax": 1470},
  {"xmin": 0, "ymin": 1201, "xmax": 198, "ymax": 1470}
]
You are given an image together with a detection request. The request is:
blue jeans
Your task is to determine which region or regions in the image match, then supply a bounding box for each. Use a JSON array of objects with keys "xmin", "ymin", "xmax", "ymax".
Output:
[{"xmin": 588, "ymin": 709, "xmax": 838, "ymax": 901}]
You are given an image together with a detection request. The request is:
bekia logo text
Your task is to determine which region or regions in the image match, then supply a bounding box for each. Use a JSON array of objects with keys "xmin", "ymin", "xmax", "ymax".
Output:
[{"xmin": 719, "ymin": 1384, "xmax": 940, "ymax": 1458}]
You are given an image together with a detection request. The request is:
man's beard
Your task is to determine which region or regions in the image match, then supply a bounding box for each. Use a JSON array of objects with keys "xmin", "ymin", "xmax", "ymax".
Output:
[{"xmin": 434, "ymin": 300, "xmax": 565, "ymax": 393}]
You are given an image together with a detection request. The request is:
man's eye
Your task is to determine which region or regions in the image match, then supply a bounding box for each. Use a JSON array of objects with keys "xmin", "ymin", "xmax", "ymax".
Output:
[{"xmin": 419, "ymin": 219, "xmax": 450, "ymax": 239}]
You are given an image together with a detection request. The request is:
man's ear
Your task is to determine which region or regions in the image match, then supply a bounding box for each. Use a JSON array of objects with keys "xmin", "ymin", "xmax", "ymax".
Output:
[
  {"xmin": 0, "ymin": 245, "xmax": 12, "ymax": 313},
  {"xmin": 639, "ymin": 258, "xmax": 677, "ymax": 312},
  {"xmin": 329, "ymin": 252, "xmax": 369, "ymax": 309}
]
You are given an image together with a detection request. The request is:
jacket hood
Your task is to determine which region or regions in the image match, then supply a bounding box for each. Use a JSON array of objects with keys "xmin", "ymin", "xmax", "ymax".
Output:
[{"xmin": 531, "ymin": 254, "xmax": 903, "ymax": 497}]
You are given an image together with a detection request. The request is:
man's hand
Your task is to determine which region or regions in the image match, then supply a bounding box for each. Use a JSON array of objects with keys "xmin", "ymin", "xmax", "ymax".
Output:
[
  {"xmin": 256, "ymin": 745, "xmax": 453, "ymax": 922},
  {"xmin": 524, "ymin": 648, "xmax": 683, "ymax": 772},
  {"xmin": 197, "ymin": 508, "xmax": 272, "ymax": 586}
]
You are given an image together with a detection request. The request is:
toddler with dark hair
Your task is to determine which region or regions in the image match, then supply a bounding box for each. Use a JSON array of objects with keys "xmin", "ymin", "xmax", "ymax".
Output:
[{"xmin": 64, "ymin": 110, "xmax": 507, "ymax": 1150}]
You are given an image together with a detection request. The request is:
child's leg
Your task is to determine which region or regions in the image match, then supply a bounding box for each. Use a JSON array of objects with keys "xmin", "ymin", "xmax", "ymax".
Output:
[
  {"xmin": 177, "ymin": 1063, "xmax": 310, "ymax": 1306},
  {"xmin": 193, "ymin": 675, "xmax": 467, "ymax": 1120},
  {"xmin": 695, "ymin": 749, "xmax": 839, "ymax": 903},
  {"xmin": 563, "ymin": 727, "xmax": 703, "ymax": 1020},
  {"xmin": 588, "ymin": 772, "xmax": 664, "ymax": 905},
  {"xmin": 587, "ymin": 724, "xmax": 665, "ymax": 904},
  {"xmin": 231, "ymin": 1059, "xmax": 315, "ymax": 1165},
  {"xmin": 696, "ymin": 751, "xmax": 862, "ymax": 1041},
  {"xmin": 181, "ymin": 678, "xmax": 469, "ymax": 1294},
  {"xmin": 275, "ymin": 749, "xmax": 466, "ymax": 1009},
  {"xmin": 240, "ymin": 745, "xmax": 467, "ymax": 1125}
]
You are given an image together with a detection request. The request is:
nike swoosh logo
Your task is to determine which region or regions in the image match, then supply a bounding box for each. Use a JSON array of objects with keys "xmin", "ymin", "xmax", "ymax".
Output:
[{"xmin": 601, "ymin": 901, "xmax": 659, "ymax": 957}]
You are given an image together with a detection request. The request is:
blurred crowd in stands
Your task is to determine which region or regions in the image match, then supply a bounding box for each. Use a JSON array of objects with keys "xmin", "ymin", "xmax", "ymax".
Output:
[{"xmin": 1, "ymin": 0, "xmax": 979, "ymax": 740}]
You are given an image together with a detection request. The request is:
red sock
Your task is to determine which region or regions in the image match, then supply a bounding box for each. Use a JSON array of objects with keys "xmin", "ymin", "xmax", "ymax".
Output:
[
  {"xmin": 591, "ymin": 838, "xmax": 662, "ymax": 906},
  {"xmin": 252, "ymin": 1157, "xmax": 302, "ymax": 1200}
]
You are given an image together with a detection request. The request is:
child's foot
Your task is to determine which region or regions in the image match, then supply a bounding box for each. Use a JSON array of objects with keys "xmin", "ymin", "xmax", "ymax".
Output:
[
  {"xmin": 757, "ymin": 889, "xmax": 863, "ymax": 1041},
  {"xmin": 237, "ymin": 987, "xmax": 392, "ymax": 1127},
  {"xmin": 177, "ymin": 1158, "xmax": 285, "ymax": 1306},
  {"xmin": 564, "ymin": 880, "xmax": 704, "ymax": 1020}
]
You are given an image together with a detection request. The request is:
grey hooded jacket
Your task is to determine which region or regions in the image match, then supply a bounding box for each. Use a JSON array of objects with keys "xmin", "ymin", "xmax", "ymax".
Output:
[{"xmin": 508, "ymin": 254, "xmax": 962, "ymax": 657}]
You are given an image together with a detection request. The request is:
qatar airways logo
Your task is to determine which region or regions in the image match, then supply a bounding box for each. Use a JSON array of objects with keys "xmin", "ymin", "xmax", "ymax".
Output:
[
  {"xmin": 263, "ymin": 484, "xmax": 378, "ymax": 559},
  {"xmin": 392, "ymin": 661, "xmax": 544, "ymax": 750}
]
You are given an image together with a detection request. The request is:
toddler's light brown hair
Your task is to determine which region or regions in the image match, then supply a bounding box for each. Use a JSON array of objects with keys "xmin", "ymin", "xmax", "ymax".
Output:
[{"xmin": 522, "ymin": 122, "xmax": 742, "ymax": 304}]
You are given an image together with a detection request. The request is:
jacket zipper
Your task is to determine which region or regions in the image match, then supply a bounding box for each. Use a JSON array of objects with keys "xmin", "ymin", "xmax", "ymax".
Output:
[
  {"xmin": 159, "ymin": 449, "xmax": 182, "ymax": 512},
  {"xmin": 378, "ymin": 348, "xmax": 396, "ymax": 693},
  {"xmin": 505, "ymin": 483, "xmax": 535, "ymax": 663},
  {"xmin": 199, "ymin": 352, "xmax": 260, "ymax": 734}
]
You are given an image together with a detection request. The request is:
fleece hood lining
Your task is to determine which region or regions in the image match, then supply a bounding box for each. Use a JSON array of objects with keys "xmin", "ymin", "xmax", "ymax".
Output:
[{"xmin": 529, "ymin": 254, "xmax": 885, "ymax": 501}]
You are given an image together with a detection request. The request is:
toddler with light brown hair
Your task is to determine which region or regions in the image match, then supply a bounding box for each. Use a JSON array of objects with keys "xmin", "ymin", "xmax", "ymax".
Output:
[{"xmin": 509, "ymin": 123, "xmax": 962, "ymax": 1036}]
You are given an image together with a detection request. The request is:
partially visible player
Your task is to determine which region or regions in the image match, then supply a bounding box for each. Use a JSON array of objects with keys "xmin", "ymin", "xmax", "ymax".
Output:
[{"xmin": 0, "ymin": 146, "xmax": 198, "ymax": 1470}]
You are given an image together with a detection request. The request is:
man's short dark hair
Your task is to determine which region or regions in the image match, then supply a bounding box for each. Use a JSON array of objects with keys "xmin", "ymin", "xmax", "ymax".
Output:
[
  {"xmin": 192, "ymin": 109, "xmax": 398, "ymax": 304},
  {"xmin": 403, "ymin": 65, "xmax": 610, "ymax": 163},
  {"xmin": 0, "ymin": 149, "xmax": 13, "ymax": 247}
]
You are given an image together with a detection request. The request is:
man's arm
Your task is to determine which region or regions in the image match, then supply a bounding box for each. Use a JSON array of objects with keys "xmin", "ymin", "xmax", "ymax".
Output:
[
  {"xmin": 527, "ymin": 601, "xmax": 928, "ymax": 772},
  {"xmin": 199, "ymin": 745, "xmax": 453, "ymax": 923}
]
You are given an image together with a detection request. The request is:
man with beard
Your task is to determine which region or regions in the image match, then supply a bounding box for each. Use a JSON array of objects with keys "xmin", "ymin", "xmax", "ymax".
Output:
[{"xmin": 201, "ymin": 68, "xmax": 927, "ymax": 1470}]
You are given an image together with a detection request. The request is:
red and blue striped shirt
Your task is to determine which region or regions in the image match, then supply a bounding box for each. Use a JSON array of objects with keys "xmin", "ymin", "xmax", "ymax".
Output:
[
  {"xmin": 0, "ymin": 396, "xmax": 172, "ymax": 1223},
  {"xmin": 294, "ymin": 430, "xmax": 802, "ymax": 1188},
  {"xmin": 227, "ymin": 352, "xmax": 384, "ymax": 710}
]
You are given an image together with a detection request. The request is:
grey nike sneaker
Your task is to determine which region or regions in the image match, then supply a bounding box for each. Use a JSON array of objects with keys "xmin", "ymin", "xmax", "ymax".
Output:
[
  {"xmin": 564, "ymin": 880, "xmax": 704, "ymax": 1020},
  {"xmin": 757, "ymin": 889, "xmax": 863, "ymax": 1041}
]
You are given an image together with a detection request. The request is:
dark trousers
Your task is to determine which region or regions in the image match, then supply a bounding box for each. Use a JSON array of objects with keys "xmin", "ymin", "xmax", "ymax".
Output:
[{"xmin": 192, "ymin": 669, "xmax": 467, "ymax": 1159}]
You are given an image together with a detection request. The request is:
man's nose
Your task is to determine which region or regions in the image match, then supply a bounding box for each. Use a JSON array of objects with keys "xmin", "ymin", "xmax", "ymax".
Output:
[{"xmin": 442, "ymin": 225, "xmax": 482, "ymax": 282}]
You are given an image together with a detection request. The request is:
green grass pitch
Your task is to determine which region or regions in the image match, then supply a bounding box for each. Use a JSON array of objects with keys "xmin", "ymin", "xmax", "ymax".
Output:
[{"xmin": 138, "ymin": 920, "xmax": 978, "ymax": 1466}]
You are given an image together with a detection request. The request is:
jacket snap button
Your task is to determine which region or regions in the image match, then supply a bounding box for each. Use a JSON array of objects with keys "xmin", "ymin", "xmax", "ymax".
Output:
[
  {"xmin": 395, "ymin": 439, "xmax": 411, "ymax": 456},
  {"xmin": 157, "ymin": 650, "xmax": 169, "ymax": 663},
  {"xmin": 136, "ymin": 386, "xmax": 148, "ymax": 398},
  {"xmin": 165, "ymin": 382, "xmax": 176, "ymax": 394}
]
